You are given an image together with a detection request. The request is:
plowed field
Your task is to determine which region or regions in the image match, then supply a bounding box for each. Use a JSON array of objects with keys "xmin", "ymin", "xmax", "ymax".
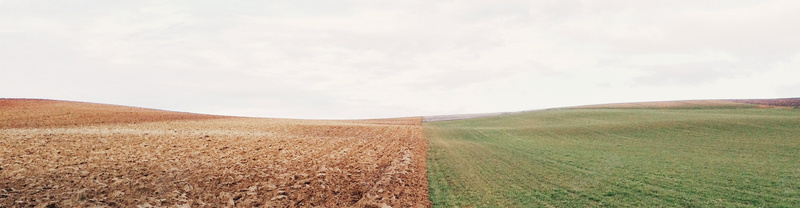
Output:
[
  {"xmin": 1, "ymin": 99, "xmax": 431, "ymax": 207},
  {"xmin": 571, "ymin": 100, "xmax": 753, "ymax": 109},
  {"xmin": 571, "ymin": 98, "xmax": 800, "ymax": 110},
  {"xmin": 733, "ymin": 98, "xmax": 800, "ymax": 108}
]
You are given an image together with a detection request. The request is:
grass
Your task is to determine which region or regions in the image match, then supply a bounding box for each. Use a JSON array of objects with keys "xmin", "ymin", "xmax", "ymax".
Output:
[{"xmin": 425, "ymin": 108, "xmax": 800, "ymax": 207}]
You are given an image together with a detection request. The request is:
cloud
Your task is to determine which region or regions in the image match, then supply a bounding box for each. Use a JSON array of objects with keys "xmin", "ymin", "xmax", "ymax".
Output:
[
  {"xmin": 633, "ymin": 64, "xmax": 732, "ymax": 86},
  {"xmin": 550, "ymin": 0, "xmax": 800, "ymax": 56},
  {"xmin": 1, "ymin": 0, "xmax": 799, "ymax": 118},
  {"xmin": 777, "ymin": 83, "xmax": 800, "ymax": 98}
]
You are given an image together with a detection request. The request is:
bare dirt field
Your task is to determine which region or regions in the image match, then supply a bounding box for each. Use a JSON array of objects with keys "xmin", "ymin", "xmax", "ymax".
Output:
[
  {"xmin": 570, "ymin": 100, "xmax": 752, "ymax": 109},
  {"xmin": 1, "ymin": 99, "xmax": 430, "ymax": 207},
  {"xmin": 570, "ymin": 98, "xmax": 800, "ymax": 110},
  {"xmin": 421, "ymin": 113, "xmax": 507, "ymax": 122},
  {"xmin": 733, "ymin": 98, "xmax": 800, "ymax": 108}
]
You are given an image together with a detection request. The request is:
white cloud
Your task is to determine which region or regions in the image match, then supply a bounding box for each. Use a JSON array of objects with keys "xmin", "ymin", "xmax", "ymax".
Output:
[{"xmin": 1, "ymin": 0, "xmax": 798, "ymax": 119}]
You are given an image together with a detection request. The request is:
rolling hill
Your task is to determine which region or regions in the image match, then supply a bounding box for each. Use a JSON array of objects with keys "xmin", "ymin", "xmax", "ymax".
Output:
[
  {"xmin": 424, "ymin": 98, "xmax": 800, "ymax": 207},
  {"xmin": 1, "ymin": 99, "xmax": 430, "ymax": 207},
  {"xmin": 3, "ymin": 97, "xmax": 798, "ymax": 207}
]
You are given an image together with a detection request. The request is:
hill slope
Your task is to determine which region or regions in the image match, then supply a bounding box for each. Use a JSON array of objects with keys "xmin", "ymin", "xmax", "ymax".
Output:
[
  {"xmin": 571, "ymin": 98, "xmax": 800, "ymax": 109},
  {"xmin": 734, "ymin": 98, "xmax": 800, "ymax": 108},
  {"xmin": 1, "ymin": 99, "xmax": 431, "ymax": 207},
  {"xmin": 0, "ymin": 99, "xmax": 223, "ymax": 128},
  {"xmin": 425, "ymin": 100, "xmax": 800, "ymax": 207}
]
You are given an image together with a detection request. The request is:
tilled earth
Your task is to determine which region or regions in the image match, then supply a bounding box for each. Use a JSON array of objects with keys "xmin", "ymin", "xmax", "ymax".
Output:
[
  {"xmin": 733, "ymin": 98, "xmax": 800, "ymax": 107},
  {"xmin": 1, "ymin": 99, "xmax": 430, "ymax": 207}
]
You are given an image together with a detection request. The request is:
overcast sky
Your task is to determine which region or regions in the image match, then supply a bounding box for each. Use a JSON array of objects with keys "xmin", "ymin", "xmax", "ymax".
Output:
[{"xmin": 2, "ymin": 1, "xmax": 799, "ymax": 119}]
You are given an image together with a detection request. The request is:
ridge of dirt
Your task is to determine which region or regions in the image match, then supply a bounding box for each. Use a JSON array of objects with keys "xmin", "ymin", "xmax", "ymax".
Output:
[
  {"xmin": 0, "ymin": 99, "xmax": 224, "ymax": 128},
  {"xmin": 422, "ymin": 112, "xmax": 507, "ymax": 122},
  {"xmin": 0, "ymin": 99, "xmax": 431, "ymax": 207},
  {"xmin": 731, "ymin": 98, "xmax": 800, "ymax": 108},
  {"xmin": 569, "ymin": 100, "xmax": 751, "ymax": 109},
  {"xmin": 570, "ymin": 98, "xmax": 800, "ymax": 110}
]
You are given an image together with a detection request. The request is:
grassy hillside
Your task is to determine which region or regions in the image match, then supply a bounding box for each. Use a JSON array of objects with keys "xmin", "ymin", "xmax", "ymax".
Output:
[{"xmin": 425, "ymin": 107, "xmax": 800, "ymax": 207}]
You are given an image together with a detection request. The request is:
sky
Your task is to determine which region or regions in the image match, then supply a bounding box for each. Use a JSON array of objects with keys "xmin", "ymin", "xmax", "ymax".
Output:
[{"xmin": 2, "ymin": 0, "xmax": 799, "ymax": 119}]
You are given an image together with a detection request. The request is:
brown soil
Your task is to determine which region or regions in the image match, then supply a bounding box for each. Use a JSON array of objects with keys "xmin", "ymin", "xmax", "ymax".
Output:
[
  {"xmin": 0, "ymin": 99, "xmax": 224, "ymax": 128},
  {"xmin": 732, "ymin": 98, "xmax": 800, "ymax": 108},
  {"xmin": 572, "ymin": 100, "xmax": 752, "ymax": 109},
  {"xmin": 571, "ymin": 98, "xmax": 800, "ymax": 110},
  {"xmin": 0, "ymin": 99, "xmax": 430, "ymax": 207},
  {"xmin": 422, "ymin": 113, "xmax": 507, "ymax": 122}
]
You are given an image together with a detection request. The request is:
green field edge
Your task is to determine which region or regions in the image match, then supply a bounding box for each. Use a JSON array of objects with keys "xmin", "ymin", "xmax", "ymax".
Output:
[{"xmin": 424, "ymin": 107, "xmax": 800, "ymax": 207}]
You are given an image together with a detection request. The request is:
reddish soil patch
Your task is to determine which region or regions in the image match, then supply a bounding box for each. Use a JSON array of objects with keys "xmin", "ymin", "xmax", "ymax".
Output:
[
  {"xmin": 1, "ymin": 99, "xmax": 431, "ymax": 207},
  {"xmin": 571, "ymin": 100, "xmax": 751, "ymax": 109},
  {"xmin": 422, "ymin": 113, "xmax": 507, "ymax": 122},
  {"xmin": 732, "ymin": 98, "xmax": 800, "ymax": 108},
  {"xmin": 0, "ymin": 99, "xmax": 224, "ymax": 128}
]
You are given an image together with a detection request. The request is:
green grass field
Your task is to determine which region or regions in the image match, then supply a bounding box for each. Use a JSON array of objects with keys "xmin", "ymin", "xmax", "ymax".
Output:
[{"xmin": 425, "ymin": 108, "xmax": 800, "ymax": 207}]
